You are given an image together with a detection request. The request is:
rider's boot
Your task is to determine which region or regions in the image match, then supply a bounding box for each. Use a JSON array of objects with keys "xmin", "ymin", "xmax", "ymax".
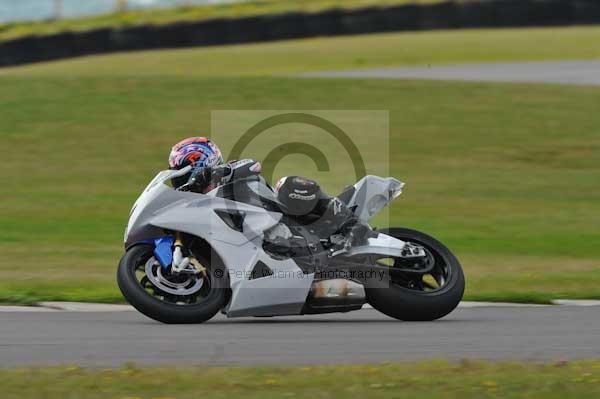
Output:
[{"xmin": 317, "ymin": 197, "xmax": 372, "ymax": 249}]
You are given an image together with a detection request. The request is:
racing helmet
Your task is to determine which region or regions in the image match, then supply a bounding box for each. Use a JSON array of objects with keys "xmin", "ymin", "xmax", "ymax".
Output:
[{"xmin": 168, "ymin": 137, "xmax": 223, "ymax": 188}]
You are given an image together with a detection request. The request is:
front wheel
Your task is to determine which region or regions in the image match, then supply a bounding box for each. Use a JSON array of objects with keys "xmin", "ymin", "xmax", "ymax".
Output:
[
  {"xmin": 117, "ymin": 242, "xmax": 230, "ymax": 324},
  {"xmin": 365, "ymin": 228, "xmax": 465, "ymax": 321}
]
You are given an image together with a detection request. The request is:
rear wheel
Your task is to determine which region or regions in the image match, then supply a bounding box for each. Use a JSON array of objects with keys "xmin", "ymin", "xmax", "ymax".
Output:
[
  {"xmin": 117, "ymin": 242, "xmax": 229, "ymax": 324},
  {"xmin": 365, "ymin": 228, "xmax": 465, "ymax": 321}
]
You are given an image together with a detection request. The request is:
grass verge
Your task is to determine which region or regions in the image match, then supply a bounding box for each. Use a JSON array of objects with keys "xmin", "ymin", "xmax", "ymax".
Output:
[
  {"xmin": 3, "ymin": 26, "xmax": 600, "ymax": 77},
  {"xmin": 0, "ymin": 0, "xmax": 442, "ymax": 42},
  {"xmin": 2, "ymin": 360, "xmax": 600, "ymax": 399}
]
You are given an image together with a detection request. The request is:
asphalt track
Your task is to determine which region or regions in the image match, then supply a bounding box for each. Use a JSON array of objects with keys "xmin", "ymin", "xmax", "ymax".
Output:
[
  {"xmin": 1, "ymin": 306, "xmax": 599, "ymax": 367},
  {"xmin": 305, "ymin": 60, "xmax": 600, "ymax": 85}
]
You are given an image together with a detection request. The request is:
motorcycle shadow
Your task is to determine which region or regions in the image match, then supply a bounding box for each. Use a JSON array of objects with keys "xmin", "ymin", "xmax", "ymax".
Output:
[
  {"xmin": 206, "ymin": 316, "xmax": 468, "ymax": 325},
  {"xmin": 133, "ymin": 317, "xmax": 467, "ymax": 325}
]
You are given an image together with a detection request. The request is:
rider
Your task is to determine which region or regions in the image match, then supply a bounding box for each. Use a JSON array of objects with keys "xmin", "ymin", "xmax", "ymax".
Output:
[{"xmin": 168, "ymin": 137, "xmax": 365, "ymax": 246}]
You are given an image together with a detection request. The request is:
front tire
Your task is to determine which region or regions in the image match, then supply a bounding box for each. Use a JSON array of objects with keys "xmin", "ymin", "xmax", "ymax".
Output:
[
  {"xmin": 117, "ymin": 243, "xmax": 229, "ymax": 324},
  {"xmin": 366, "ymin": 228, "xmax": 465, "ymax": 321}
]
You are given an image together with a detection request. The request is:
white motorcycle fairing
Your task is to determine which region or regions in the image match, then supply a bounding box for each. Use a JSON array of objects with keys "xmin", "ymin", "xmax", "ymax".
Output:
[
  {"xmin": 345, "ymin": 175, "xmax": 404, "ymax": 224},
  {"xmin": 124, "ymin": 168, "xmax": 411, "ymax": 317}
]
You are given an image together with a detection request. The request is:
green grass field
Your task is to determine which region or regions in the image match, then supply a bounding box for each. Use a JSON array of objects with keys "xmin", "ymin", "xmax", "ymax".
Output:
[
  {"xmin": 1, "ymin": 26, "xmax": 599, "ymax": 304},
  {"xmin": 3, "ymin": 360, "xmax": 600, "ymax": 399}
]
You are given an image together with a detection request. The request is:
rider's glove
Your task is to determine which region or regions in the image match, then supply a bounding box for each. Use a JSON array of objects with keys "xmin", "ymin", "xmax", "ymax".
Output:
[
  {"xmin": 185, "ymin": 166, "xmax": 212, "ymax": 191},
  {"xmin": 183, "ymin": 160, "xmax": 258, "ymax": 192},
  {"xmin": 186, "ymin": 164, "xmax": 232, "ymax": 192}
]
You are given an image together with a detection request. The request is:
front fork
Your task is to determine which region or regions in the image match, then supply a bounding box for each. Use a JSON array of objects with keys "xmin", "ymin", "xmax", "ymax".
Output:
[
  {"xmin": 147, "ymin": 232, "xmax": 205, "ymax": 276},
  {"xmin": 170, "ymin": 232, "xmax": 207, "ymax": 278},
  {"xmin": 171, "ymin": 232, "xmax": 189, "ymax": 273}
]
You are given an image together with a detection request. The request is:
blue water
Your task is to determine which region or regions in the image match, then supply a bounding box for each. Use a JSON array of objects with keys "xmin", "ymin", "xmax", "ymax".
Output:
[{"xmin": 0, "ymin": 0, "xmax": 240, "ymax": 23}]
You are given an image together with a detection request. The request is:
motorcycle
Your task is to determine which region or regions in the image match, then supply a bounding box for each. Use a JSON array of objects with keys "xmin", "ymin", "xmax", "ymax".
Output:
[{"xmin": 118, "ymin": 165, "xmax": 465, "ymax": 323}]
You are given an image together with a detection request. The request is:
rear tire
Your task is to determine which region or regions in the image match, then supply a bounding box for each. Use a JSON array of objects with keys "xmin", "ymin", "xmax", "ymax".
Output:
[
  {"xmin": 117, "ymin": 244, "xmax": 229, "ymax": 324},
  {"xmin": 366, "ymin": 228, "xmax": 465, "ymax": 321}
]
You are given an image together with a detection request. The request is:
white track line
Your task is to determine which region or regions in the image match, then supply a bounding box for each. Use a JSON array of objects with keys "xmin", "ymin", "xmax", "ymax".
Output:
[
  {"xmin": 37, "ymin": 302, "xmax": 135, "ymax": 312},
  {"xmin": 551, "ymin": 300, "xmax": 600, "ymax": 307},
  {"xmin": 0, "ymin": 306, "xmax": 58, "ymax": 312}
]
